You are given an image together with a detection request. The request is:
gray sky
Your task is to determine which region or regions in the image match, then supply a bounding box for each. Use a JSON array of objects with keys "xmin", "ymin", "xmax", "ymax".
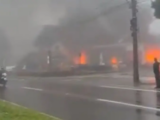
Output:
[{"xmin": 0, "ymin": 0, "xmax": 67, "ymax": 63}]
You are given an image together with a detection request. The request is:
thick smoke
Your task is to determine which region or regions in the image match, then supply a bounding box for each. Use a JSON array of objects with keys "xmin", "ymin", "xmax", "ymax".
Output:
[
  {"xmin": 0, "ymin": 29, "xmax": 11, "ymax": 66},
  {"xmin": 149, "ymin": 19, "xmax": 160, "ymax": 35},
  {"xmin": 0, "ymin": 0, "xmax": 155, "ymax": 66},
  {"xmin": 34, "ymin": 0, "xmax": 154, "ymax": 50}
]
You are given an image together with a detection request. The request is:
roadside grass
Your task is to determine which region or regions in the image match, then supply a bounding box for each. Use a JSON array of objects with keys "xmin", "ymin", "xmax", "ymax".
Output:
[{"xmin": 0, "ymin": 100, "xmax": 60, "ymax": 120}]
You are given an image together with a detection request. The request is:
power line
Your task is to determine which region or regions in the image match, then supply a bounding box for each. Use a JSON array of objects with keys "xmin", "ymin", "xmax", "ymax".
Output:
[
  {"xmin": 67, "ymin": 2, "xmax": 128, "ymax": 26},
  {"xmin": 66, "ymin": 0, "xmax": 150, "ymax": 27}
]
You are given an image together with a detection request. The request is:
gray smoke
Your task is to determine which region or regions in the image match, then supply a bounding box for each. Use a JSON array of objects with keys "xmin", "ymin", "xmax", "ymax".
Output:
[
  {"xmin": 0, "ymin": 29, "xmax": 11, "ymax": 66},
  {"xmin": 0, "ymin": 0, "xmax": 155, "ymax": 65},
  {"xmin": 35, "ymin": 0, "xmax": 153, "ymax": 50}
]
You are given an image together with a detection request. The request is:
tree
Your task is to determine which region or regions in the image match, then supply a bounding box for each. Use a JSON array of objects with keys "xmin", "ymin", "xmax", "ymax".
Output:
[{"xmin": 152, "ymin": 0, "xmax": 160, "ymax": 19}]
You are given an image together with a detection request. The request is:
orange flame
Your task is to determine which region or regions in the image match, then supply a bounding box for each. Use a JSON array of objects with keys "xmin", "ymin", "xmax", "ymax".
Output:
[
  {"xmin": 80, "ymin": 52, "xmax": 87, "ymax": 65},
  {"xmin": 111, "ymin": 57, "xmax": 118, "ymax": 64},
  {"xmin": 145, "ymin": 48, "xmax": 160, "ymax": 63},
  {"xmin": 73, "ymin": 51, "xmax": 87, "ymax": 65}
]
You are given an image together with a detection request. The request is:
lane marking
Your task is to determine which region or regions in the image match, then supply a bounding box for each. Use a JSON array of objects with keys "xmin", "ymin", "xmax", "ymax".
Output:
[
  {"xmin": 100, "ymin": 85, "xmax": 157, "ymax": 93},
  {"xmin": 63, "ymin": 78, "xmax": 83, "ymax": 82},
  {"xmin": 21, "ymin": 86, "xmax": 160, "ymax": 112},
  {"xmin": 22, "ymin": 84, "xmax": 158, "ymax": 98},
  {"xmin": 19, "ymin": 79, "xmax": 25, "ymax": 81},
  {"xmin": 4, "ymin": 85, "xmax": 160, "ymax": 113},
  {"xmin": 97, "ymin": 98, "xmax": 160, "ymax": 112},
  {"xmin": 23, "ymin": 87, "xmax": 43, "ymax": 91},
  {"xmin": 63, "ymin": 78, "xmax": 80, "ymax": 81},
  {"xmin": 0, "ymin": 84, "xmax": 9, "ymax": 87},
  {"xmin": 13, "ymin": 79, "xmax": 25, "ymax": 81},
  {"xmin": 20, "ymin": 85, "xmax": 160, "ymax": 112},
  {"xmin": 110, "ymin": 74, "xmax": 154, "ymax": 80},
  {"xmin": 23, "ymin": 83, "xmax": 158, "ymax": 96}
]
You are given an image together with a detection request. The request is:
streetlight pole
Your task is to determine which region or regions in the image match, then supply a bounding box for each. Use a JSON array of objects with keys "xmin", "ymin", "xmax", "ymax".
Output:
[{"xmin": 130, "ymin": 0, "xmax": 140, "ymax": 84}]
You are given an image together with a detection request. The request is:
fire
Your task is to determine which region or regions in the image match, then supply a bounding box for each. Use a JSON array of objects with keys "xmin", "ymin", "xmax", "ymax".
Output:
[
  {"xmin": 80, "ymin": 52, "xmax": 87, "ymax": 65},
  {"xmin": 73, "ymin": 51, "xmax": 87, "ymax": 65},
  {"xmin": 145, "ymin": 48, "xmax": 160, "ymax": 63},
  {"xmin": 111, "ymin": 57, "xmax": 118, "ymax": 64}
]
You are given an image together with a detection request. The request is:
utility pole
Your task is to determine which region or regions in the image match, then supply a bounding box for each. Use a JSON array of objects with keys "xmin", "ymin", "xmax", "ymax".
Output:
[{"xmin": 130, "ymin": 0, "xmax": 139, "ymax": 84}]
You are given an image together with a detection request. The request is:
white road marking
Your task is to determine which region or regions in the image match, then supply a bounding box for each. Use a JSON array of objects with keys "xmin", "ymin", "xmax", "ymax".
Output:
[
  {"xmin": 20, "ymin": 85, "xmax": 160, "ymax": 112},
  {"xmin": 23, "ymin": 87, "xmax": 43, "ymax": 91},
  {"xmin": 20, "ymin": 79, "xmax": 25, "ymax": 81},
  {"xmin": 8, "ymin": 78, "xmax": 26, "ymax": 81},
  {"xmin": 71, "ymin": 74, "xmax": 155, "ymax": 84},
  {"xmin": 63, "ymin": 78, "xmax": 80, "ymax": 81},
  {"xmin": 111, "ymin": 74, "xmax": 154, "ymax": 80},
  {"xmin": 0, "ymin": 84, "xmax": 9, "ymax": 87},
  {"xmin": 100, "ymin": 85, "xmax": 158, "ymax": 93},
  {"xmin": 97, "ymin": 98, "xmax": 160, "ymax": 112},
  {"xmin": 64, "ymin": 74, "xmax": 155, "ymax": 82}
]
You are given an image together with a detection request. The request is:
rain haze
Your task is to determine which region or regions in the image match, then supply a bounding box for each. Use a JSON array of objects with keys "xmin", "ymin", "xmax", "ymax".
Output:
[
  {"xmin": 1, "ymin": 1, "xmax": 160, "ymax": 120},
  {"xmin": 0, "ymin": 0, "xmax": 159, "ymax": 66}
]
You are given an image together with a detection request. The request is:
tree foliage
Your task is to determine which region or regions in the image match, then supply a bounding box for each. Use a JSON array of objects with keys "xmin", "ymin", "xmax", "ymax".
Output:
[{"xmin": 152, "ymin": 0, "xmax": 160, "ymax": 18}]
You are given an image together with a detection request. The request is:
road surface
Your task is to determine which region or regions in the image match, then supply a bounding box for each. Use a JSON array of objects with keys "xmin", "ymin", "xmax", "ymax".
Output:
[{"xmin": 1, "ymin": 73, "xmax": 160, "ymax": 120}]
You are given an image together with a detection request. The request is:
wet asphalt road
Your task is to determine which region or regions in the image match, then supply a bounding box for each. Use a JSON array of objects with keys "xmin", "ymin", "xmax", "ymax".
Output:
[{"xmin": 1, "ymin": 73, "xmax": 160, "ymax": 120}]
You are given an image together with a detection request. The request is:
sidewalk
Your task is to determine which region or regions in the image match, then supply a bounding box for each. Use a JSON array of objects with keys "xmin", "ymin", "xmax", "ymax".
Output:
[
  {"xmin": 106, "ymin": 72, "xmax": 155, "ymax": 85},
  {"xmin": 96, "ymin": 75, "xmax": 156, "ymax": 87}
]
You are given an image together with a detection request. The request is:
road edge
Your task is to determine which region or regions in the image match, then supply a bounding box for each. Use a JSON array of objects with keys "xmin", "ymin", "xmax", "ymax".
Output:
[{"xmin": 0, "ymin": 99, "xmax": 62, "ymax": 120}]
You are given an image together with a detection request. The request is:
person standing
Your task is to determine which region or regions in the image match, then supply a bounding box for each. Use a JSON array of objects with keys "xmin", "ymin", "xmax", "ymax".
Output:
[{"xmin": 153, "ymin": 58, "xmax": 160, "ymax": 88}]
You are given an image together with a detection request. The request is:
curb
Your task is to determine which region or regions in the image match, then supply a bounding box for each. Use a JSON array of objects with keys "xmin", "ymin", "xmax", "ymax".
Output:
[{"xmin": 0, "ymin": 99, "xmax": 62, "ymax": 120}]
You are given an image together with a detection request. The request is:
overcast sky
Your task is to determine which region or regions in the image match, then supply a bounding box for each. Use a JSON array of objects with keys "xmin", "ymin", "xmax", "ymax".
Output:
[{"xmin": 0, "ymin": 0, "xmax": 67, "ymax": 63}]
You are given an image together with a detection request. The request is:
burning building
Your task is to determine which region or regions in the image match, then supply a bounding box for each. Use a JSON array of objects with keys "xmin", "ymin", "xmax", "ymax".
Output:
[
  {"xmin": 74, "ymin": 51, "xmax": 88, "ymax": 65},
  {"xmin": 16, "ymin": 1, "xmax": 154, "ymax": 71}
]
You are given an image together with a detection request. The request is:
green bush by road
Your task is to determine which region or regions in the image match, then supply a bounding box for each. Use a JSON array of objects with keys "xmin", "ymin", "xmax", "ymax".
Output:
[{"xmin": 0, "ymin": 100, "xmax": 60, "ymax": 120}]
